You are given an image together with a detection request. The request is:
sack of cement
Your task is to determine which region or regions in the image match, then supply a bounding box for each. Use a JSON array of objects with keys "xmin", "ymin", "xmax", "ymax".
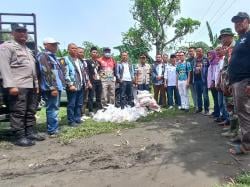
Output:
[{"xmin": 135, "ymin": 90, "xmax": 161, "ymax": 112}]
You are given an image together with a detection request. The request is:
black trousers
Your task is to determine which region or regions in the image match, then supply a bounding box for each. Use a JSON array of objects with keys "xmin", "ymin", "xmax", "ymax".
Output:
[
  {"xmin": 8, "ymin": 88, "xmax": 38, "ymax": 132},
  {"xmin": 88, "ymin": 80, "xmax": 102, "ymax": 112},
  {"xmin": 120, "ymin": 81, "xmax": 133, "ymax": 108}
]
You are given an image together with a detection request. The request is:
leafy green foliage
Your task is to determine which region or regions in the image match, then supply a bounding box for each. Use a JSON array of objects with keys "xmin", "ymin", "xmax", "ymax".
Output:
[
  {"xmin": 127, "ymin": 0, "xmax": 200, "ymax": 54},
  {"xmin": 82, "ymin": 41, "xmax": 102, "ymax": 59},
  {"xmin": 192, "ymin": 41, "xmax": 210, "ymax": 54},
  {"xmin": 206, "ymin": 21, "xmax": 219, "ymax": 48},
  {"xmin": 216, "ymin": 172, "xmax": 250, "ymax": 187},
  {"xmin": 56, "ymin": 48, "xmax": 68, "ymax": 57},
  {"xmin": 0, "ymin": 29, "xmax": 12, "ymax": 41}
]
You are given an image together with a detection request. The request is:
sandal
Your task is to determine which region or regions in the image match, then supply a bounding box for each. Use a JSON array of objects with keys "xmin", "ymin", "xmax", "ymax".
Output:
[{"xmin": 229, "ymin": 144, "xmax": 250, "ymax": 155}]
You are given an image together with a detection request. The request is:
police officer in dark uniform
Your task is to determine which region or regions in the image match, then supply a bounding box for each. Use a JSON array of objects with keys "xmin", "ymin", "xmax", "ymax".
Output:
[{"xmin": 0, "ymin": 24, "xmax": 45, "ymax": 146}]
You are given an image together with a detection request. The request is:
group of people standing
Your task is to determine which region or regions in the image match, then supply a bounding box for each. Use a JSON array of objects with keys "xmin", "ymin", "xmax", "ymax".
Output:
[
  {"xmin": 0, "ymin": 12, "xmax": 249, "ymax": 156},
  {"xmin": 174, "ymin": 12, "xmax": 250, "ymax": 155}
]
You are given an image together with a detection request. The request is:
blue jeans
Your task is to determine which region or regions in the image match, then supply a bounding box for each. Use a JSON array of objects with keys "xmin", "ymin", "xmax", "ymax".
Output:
[
  {"xmin": 137, "ymin": 84, "xmax": 150, "ymax": 91},
  {"xmin": 195, "ymin": 80, "xmax": 209, "ymax": 111},
  {"xmin": 66, "ymin": 89, "xmax": 84, "ymax": 124},
  {"xmin": 210, "ymin": 88, "xmax": 220, "ymax": 117},
  {"xmin": 218, "ymin": 91, "xmax": 229, "ymax": 120},
  {"xmin": 120, "ymin": 81, "xmax": 133, "ymax": 109},
  {"xmin": 167, "ymin": 86, "xmax": 181, "ymax": 106},
  {"xmin": 42, "ymin": 91, "xmax": 61, "ymax": 134}
]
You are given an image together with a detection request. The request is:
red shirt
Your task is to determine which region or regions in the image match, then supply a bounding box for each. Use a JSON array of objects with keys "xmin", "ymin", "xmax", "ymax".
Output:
[{"xmin": 98, "ymin": 56, "xmax": 116, "ymax": 81}]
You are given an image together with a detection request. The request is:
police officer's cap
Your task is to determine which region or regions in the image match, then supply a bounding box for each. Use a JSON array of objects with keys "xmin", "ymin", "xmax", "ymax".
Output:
[{"xmin": 11, "ymin": 23, "xmax": 27, "ymax": 32}]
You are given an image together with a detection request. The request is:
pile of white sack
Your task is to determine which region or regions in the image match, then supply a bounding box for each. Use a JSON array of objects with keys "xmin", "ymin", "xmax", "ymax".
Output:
[{"xmin": 93, "ymin": 90, "xmax": 160, "ymax": 123}]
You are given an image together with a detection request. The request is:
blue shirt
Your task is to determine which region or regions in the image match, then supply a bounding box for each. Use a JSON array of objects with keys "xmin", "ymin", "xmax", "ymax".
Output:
[{"xmin": 176, "ymin": 61, "xmax": 191, "ymax": 81}]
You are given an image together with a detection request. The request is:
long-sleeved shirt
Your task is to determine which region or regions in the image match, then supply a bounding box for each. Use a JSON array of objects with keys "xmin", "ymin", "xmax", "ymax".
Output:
[
  {"xmin": 0, "ymin": 40, "xmax": 38, "ymax": 88},
  {"xmin": 64, "ymin": 56, "xmax": 84, "ymax": 90},
  {"xmin": 37, "ymin": 50, "xmax": 64, "ymax": 91}
]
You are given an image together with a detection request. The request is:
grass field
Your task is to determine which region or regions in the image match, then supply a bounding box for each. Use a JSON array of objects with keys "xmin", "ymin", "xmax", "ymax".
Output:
[{"xmin": 216, "ymin": 172, "xmax": 250, "ymax": 187}]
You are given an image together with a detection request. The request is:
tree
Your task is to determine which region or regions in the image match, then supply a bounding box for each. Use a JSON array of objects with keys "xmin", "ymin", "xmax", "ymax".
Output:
[
  {"xmin": 122, "ymin": 26, "xmax": 151, "ymax": 52},
  {"xmin": 130, "ymin": 0, "xmax": 200, "ymax": 54},
  {"xmin": 206, "ymin": 21, "xmax": 219, "ymax": 48},
  {"xmin": 192, "ymin": 41, "xmax": 210, "ymax": 54},
  {"xmin": 81, "ymin": 41, "xmax": 102, "ymax": 59},
  {"xmin": 0, "ymin": 29, "xmax": 12, "ymax": 41},
  {"xmin": 56, "ymin": 48, "xmax": 68, "ymax": 57}
]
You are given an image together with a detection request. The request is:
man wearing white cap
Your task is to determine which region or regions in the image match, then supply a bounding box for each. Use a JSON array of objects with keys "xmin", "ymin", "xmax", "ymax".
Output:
[{"xmin": 37, "ymin": 37, "xmax": 65, "ymax": 136}]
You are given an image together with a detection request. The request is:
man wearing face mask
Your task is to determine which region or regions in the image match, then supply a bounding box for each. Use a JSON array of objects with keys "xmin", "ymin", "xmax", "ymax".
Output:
[{"xmin": 98, "ymin": 47, "xmax": 116, "ymax": 106}]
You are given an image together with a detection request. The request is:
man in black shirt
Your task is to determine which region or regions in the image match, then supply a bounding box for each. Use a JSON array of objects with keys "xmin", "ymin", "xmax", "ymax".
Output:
[
  {"xmin": 86, "ymin": 47, "xmax": 102, "ymax": 114},
  {"xmin": 229, "ymin": 12, "xmax": 250, "ymax": 155}
]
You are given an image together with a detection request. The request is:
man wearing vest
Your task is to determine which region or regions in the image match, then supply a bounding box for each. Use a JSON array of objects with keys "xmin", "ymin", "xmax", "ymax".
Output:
[
  {"xmin": 64, "ymin": 43, "xmax": 84, "ymax": 126},
  {"xmin": 116, "ymin": 51, "xmax": 135, "ymax": 109},
  {"xmin": 37, "ymin": 37, "xmax": 65, "ymax": 136},
  {"xmin": 135, "ymin": 53, "xmax": 151, "ymax": 91}
]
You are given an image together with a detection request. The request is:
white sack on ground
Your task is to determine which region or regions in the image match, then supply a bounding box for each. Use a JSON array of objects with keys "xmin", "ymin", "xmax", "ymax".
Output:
[{"xmin": 93, "ymin": 91, "xmax": 160, "ymax": 123}]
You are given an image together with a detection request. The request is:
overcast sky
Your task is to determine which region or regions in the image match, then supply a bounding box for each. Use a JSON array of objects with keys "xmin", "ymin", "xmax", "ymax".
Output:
[{"xmin": 0, "ymin": 0, "xmax": 249, "ymax": 54}]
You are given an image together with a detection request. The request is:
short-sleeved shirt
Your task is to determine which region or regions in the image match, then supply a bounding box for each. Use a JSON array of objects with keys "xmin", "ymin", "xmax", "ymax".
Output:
[
  {"xmin": 176, "ymin": 61, "xmax": 191, "ymax": 81},
  {"xmin": 229, "ymin": 31, "xmax": 250, "ymax": 84},
  {"xmin": 164, "ymin": 64, "xmax": 177, "ymax": 86}
]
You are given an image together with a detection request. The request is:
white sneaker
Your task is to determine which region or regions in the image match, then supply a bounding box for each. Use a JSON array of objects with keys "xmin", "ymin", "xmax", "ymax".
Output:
[
  {"xmin": 178, "ymin": 106, "xmax": 182, "ymax": 110},
  {"xmin": 168, "ymin": 106, "xmax": 174, "ymax": 109}
]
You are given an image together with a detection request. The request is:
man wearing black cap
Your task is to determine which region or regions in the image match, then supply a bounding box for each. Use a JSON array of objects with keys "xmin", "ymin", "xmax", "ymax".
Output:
[
  {"xmin": 0, "ymin": 24, "xmax": 44, "ymax": 146},
  {"xmin": 229, "ymin": 12, "xmax": 250, "ymax": 155},
  {"xmin": 98, "ymin": 47, "xmax": 116, "ymax": 105}
]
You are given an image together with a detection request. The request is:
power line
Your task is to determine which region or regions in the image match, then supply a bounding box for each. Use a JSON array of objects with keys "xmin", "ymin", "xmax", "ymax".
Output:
[
  {"xmin": 208, "ymin": 0, "xmax": 228, "ymax": 23},
  {"xmin": 189, "ymin": 0, "xmax": 232, "ymax": 41},
  {"xmin": 210, "ymin": 0, "xmax": 236, "ymax": 26},
  {"xmin": 199, "ymin": 0, "xmax": 216, "ymax": 22}
]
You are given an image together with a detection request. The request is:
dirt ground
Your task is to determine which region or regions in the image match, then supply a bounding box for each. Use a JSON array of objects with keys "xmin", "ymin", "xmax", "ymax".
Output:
[{"xmin": 0, "ymin": 113, "xmax": 249, "ymax": 187}]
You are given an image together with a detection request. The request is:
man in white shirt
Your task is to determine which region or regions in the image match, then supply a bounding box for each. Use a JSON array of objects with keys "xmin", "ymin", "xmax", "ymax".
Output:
[
  {"xmin": 116, "ymin": 52, "xmax": 135, "ymax": 109},
  {"xmin": 164, "ymin": 54, "xmax": 181, "ymax": 109}
]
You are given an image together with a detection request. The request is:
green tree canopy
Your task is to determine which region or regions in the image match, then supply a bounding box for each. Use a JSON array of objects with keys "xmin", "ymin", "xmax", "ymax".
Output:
[
  {"xmin": 128, "ymin": 0, "xmax": 200, "ymax": 54},
  {"xmin": 206, "ymin": 21, "xmax": 219, "ymax": 48}
]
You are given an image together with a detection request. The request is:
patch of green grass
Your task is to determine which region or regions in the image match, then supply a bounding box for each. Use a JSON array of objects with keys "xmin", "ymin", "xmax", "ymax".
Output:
[
  {"xmin": 138, "ymin": 107, "xmax": 185, "ymax": 122},
  {"xmin": 58, "ymin": 120, "xmax": 135, "ymax": 144},
  {"xmin": 216, "ymin": 172, "xmax": 250, "ymax": 187},
  {"xmin": 36, "ymin": 107, "xmax": 135, "ymax": 144}
]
